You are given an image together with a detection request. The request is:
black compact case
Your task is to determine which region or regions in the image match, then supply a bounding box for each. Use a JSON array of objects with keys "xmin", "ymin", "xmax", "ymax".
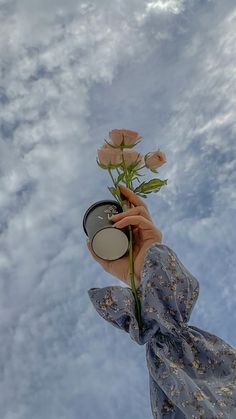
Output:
[{"xmin": 83, "ymin": 199, "xmax": 130, "ymax": 260}]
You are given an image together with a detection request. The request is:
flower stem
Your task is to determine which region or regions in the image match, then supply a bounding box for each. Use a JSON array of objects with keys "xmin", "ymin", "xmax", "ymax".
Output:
[
  {"xmin": 137, "ymin": 165, "xmax": 146, "ymax": 170},
  {"xmin": 108, "ymin": 166, "xmax": 117, "ymax": 186},
  {"xmin": 127, "ymin": 208, "xmax": 142, "ymax": 328},
  {"xmin": 121, "ymin": 150, "xmax": 142, "ymax": 328},
  {"xmin": 121, "ymin": 147, "xmax": 127, "ymax": 185},
  {"xmin": 107, "ymin": 167, "xmax": 122, "ymax": 205}
]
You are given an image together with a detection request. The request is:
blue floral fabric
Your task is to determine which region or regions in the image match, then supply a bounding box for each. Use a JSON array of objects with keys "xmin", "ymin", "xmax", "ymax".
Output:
[{"xmin": 88, "ymin": 243, "xmax": 236, "ymax": 418}]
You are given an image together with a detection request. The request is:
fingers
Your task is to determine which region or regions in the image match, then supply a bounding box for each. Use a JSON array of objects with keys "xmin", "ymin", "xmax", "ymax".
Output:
[
  {"xmin": 111, "ymin": 205, "xmax": 152, "ymax": 222},
  {"xmin": 118, "ymin": 184, "xmax": 149, "ymax": 211},
  {"xmin": 113, "ymin": 214, "xmax": 154, "ymax": 230},
  {"xmin": 113, "ymin": 215, "xmax": 163, "ymax": 244}
]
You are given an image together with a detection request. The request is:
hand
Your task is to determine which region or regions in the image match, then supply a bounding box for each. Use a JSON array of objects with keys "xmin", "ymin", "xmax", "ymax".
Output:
[{"xmin": 86, "ymin": 184, "xmax": 163, "ymax": 287}]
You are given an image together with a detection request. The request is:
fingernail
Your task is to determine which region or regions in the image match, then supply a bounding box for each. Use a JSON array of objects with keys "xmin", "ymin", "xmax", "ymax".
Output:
[{"xmin": 113, "ymin": 221, "xmax": 121, "ymax": 227}]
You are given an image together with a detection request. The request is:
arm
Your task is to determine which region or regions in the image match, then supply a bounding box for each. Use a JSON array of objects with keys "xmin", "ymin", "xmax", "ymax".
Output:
[{"xmin": 88, "ymin": 242, "xmax": 199, "ymax": 345}]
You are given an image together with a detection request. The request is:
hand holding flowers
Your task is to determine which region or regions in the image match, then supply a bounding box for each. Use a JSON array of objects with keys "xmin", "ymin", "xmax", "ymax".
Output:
[{"xmin": 87, "ymin": 128, "xmax": 168, "ymax": 327}]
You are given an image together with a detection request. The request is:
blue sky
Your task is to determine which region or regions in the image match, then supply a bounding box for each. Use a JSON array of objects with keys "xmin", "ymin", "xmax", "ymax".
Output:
[{"xmin": 0, "ymin": 0, "xmax": 236, "ymax": 418}]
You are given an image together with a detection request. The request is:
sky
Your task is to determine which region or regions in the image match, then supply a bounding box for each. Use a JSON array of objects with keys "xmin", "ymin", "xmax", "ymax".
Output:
[{"xmin": 0, "ymin": 0, "xmax": 236, "ymax": 418}]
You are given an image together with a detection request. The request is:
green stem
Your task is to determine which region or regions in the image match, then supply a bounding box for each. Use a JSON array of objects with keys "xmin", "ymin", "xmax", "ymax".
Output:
[
  {"xmin": 121, "ymin": 148, "xmax": 142, "ymax": 328},
  {"xmin": 121, "ymin": 147, "xmax": 128, "ymax": 185},
  {"xmin": 107, "ymin": 167, "xmax": 122, "ymax": 205},
  {"xmin": 137, "ymin": 164, "xmax": 146, "ymax": 170},
  {"xmin": 127, "ymin": 217, "xmax": 142, "ymax": 328},
  {"xmin": 108, "ymin": 167, "xmax": 117, "ymax": 186}
]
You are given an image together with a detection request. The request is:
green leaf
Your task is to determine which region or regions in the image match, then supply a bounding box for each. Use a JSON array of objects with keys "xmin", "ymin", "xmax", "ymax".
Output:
[
  {"xmin": 121, "ymin": 140, "xmax": 142, "ymax": 149},
  {"xmin": 116, "ymin": 172, "xmax": 125, "ymax": 184},
  {"xmin": 149, "ymin": 167, "xmax": 159, "ymax": 174},
  {"xmin": 133, "ymin": 178, "xmax": 168, "ymax": 194},
  {"xmin": 103, "ymin": 139, "xmax": 142, "ymax": 150},
  {"xmin": 104, "ymin": 140, "xmax": 118, "ymax": 149},
  {"xmin": 133, "ymin": 180, "xmax": 145, "ymax": 191},
  {"xmin": 96, "ymin": 157, "xmax": 108, "ymax": 170},
  {"xmin": 135, "ymin": 172, "xmax": 145, "ymax": 177}
]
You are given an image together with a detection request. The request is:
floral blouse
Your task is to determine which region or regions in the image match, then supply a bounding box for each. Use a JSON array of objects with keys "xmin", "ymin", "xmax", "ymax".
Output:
[{"xmin": 87, "ymin": 243, "xmax": 236, "ymax": 418}]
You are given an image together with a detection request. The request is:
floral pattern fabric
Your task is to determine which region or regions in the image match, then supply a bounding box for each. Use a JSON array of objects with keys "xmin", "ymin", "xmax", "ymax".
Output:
[{"xmin": 87, "ymin": 243, "xmax": 236, "ymax": 418}]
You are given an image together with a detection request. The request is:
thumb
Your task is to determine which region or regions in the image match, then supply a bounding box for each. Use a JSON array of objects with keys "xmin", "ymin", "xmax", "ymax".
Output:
[
  {"xmin": 86, "ymin": 240, "xmax": 109, "ymax": 270},
  {"xmin": 86, "ymin": 240, "xmax": 96, "ymax": 258}
]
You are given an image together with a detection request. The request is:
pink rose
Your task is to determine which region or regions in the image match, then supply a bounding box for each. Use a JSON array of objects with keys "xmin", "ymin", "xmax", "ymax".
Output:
[
  {"xmin": 109, "ymin": 128, "xmax": 142, "ymax": 147},
  {"xmin": 101, "ymin": 143, "xmax": 112, "ymax": 149},
  {"xmin": 122, "ymin": 149, "xmax": 143, "ymax": 168},
  {"xmin": 97, "ymin": 146, "xmax": 122, "ymax": 167},
  {"xmin": 144, "ymin": 151, "xmax": 167, "ymax": 170}
]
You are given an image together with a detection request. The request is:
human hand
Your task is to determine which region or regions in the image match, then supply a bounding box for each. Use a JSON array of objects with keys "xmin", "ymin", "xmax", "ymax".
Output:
[{"xmin": 86, "ymin": 184, "xmax": 163, "ymax": 287}]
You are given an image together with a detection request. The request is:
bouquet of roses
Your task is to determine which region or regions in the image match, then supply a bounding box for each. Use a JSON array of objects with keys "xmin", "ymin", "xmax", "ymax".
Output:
[{"xmin": 96, "ymin": 128, "xmax": 168, "ymax": 327}]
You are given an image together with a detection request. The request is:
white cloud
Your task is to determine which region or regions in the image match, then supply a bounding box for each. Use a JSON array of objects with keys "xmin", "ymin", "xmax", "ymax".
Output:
[
  {"xmin": 0, "ymin": 0, "xmax": 236, "ymax": 418},
  {"xmin": 146, "ymin": 0, "xmax": 185, "ymax": 13}
]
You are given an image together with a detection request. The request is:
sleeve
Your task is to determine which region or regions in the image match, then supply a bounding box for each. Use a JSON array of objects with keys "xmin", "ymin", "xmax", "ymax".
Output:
[{"xmin": 87, "ymin": 243, "xmax": 199, "ymax": 345}]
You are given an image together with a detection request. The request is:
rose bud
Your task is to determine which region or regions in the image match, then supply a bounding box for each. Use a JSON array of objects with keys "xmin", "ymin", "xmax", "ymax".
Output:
[
  {"xmin": 109, "ymin": 128, "xmax": 142, "ymax": 147},
  {"xmin": 97, "ymin": 147, "xmax": 123, "ymax": 167},
  {"xmin": 122, "ymin": 149, "xmax": 143, "ymax": 169},
  {"xmin": 144, "ymin": 151, "xmax": 167, "ymax": 170}
]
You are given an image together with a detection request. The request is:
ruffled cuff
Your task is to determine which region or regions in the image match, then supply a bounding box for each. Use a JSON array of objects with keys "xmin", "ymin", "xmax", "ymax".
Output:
[
  {"xmin": 87, "ymin": 285, "xmax": 152, "ymax": 344},
  {"xmin": 87, "ymin": 243, "xmax": 199, "ymax": 345}
]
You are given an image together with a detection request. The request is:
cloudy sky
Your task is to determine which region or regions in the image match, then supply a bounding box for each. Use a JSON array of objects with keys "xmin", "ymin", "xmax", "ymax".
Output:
[{"xmin": 0, "ymin": 0, "xmax": 236, "ymax": 418}]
